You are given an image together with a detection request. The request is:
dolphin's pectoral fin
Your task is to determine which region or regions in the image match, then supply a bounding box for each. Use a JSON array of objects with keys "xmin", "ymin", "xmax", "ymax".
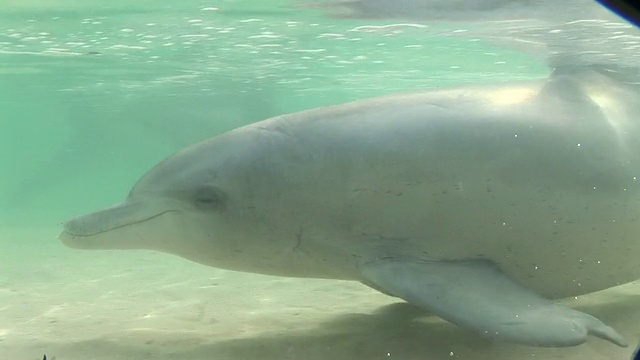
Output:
[{"xmin": 360, "ymin": 259, "xmax": 627, "ymax": 347}]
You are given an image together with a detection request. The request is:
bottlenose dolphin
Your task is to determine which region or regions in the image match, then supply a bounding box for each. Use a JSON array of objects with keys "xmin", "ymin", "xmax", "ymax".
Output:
[
  {"xmin": 301, "ymin": 0, "xmax": 640, "ymax": 79},
  {"xmin": 60, "ymin": 67, "xmax": 640, "ymax": 347}
]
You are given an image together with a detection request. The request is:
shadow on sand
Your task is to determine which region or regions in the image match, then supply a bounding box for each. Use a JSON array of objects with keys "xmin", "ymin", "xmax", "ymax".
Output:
[{"xmin": 42, "ymin": 290, "xmax": 640, "ymax": 360}]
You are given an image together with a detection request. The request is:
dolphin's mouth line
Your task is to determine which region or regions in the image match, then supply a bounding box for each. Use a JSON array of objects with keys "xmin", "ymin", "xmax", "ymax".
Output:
[{"xmin": 63, "ymin": 209, "xmax": 180, "ymax": 237}]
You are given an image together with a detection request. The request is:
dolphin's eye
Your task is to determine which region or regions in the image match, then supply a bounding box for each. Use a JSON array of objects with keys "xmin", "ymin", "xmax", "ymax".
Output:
[{"xmin": 193, "ymin": 186, "xmax": 227, "ymax": 210}]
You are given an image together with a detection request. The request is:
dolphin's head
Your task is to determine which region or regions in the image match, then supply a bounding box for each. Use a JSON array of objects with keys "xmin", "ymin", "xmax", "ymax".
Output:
[{"xmin": 59, "ymin": 125, "xmax": 315, "ymax": 273}]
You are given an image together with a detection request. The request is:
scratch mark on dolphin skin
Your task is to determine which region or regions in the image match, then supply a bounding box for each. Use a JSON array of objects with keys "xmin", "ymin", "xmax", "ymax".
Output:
[
  {"xmin": 254, "ymin": 124, "xmax": 296, "ymax": 140},
  {"xmin": 293, "ymin": 227, "xmax": 303, "ymax": 252}
]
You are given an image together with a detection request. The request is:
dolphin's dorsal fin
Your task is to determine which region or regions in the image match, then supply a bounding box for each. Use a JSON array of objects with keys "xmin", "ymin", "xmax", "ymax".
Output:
[{"xmin": 537, "ymin": 64, "xmax": 638, "ymax": 119}]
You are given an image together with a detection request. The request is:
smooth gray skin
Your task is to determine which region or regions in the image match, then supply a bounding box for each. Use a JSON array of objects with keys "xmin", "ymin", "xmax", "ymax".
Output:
[{"xmin": 60, "ymin": 67, "xmax": 640, "ymax": 347}]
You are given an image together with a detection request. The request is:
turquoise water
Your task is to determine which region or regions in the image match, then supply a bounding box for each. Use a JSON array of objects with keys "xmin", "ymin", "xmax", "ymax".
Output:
[{"xmin": 0, "ymin": 0, "xmax": 548, "ymax": 227}]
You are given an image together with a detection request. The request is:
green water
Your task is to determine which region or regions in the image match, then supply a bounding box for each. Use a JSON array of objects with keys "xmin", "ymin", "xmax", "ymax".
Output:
[{"xmin": 0, "ymin": 0, "xmax": 548, "ymax": 227}]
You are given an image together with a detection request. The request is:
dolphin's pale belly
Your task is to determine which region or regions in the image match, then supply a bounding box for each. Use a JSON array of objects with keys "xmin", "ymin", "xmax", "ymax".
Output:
[{"xmin": 334, "ymin": 168, "xmax": 640, "ymax": 300}]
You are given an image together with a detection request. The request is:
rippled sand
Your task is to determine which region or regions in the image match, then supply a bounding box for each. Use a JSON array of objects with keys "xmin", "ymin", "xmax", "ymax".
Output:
[{"xmin": 1, "ymin": 227, "xmax": 638, "ymax": 360}]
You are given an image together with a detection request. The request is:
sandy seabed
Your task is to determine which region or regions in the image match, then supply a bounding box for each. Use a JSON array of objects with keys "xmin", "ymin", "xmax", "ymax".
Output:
[{"xmin": 1, "ymin": 227, "xmax": 639, "ymax": 360}]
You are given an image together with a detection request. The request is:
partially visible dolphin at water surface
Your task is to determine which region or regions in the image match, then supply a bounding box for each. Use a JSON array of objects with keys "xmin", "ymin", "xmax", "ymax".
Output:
[
  {"xmin": 297, "ymin": 0, "xmax": 608, "ymax": 21},
  {"xmin": 60, "ymin": 66, "xmax": 640, "ymax": 347}
]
